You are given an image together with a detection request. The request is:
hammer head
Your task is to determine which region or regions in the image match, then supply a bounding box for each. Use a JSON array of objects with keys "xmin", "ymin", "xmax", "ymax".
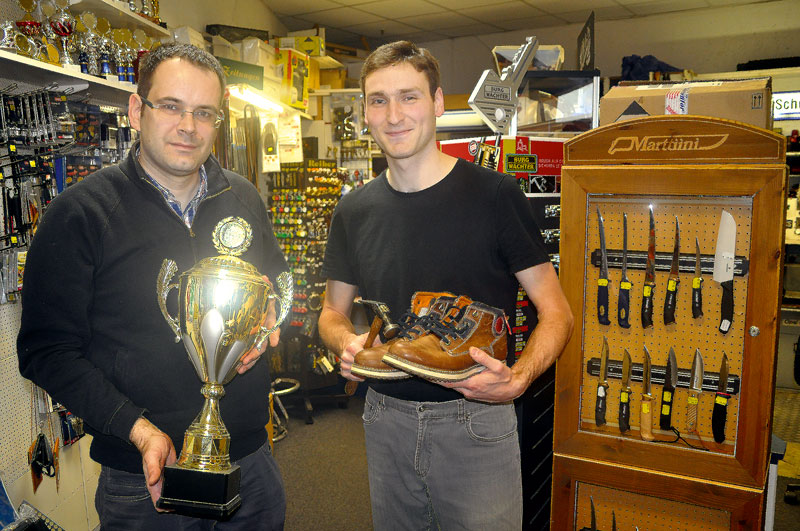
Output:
[{"xmin": 356, "ymin": 299, "xmax": 400, "ymax": 339}]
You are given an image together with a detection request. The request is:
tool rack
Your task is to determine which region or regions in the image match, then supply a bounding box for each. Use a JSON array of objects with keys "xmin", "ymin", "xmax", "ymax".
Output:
[{"xmin": 552, "ymin": 115, "xmax": 786, "ymax": 529}]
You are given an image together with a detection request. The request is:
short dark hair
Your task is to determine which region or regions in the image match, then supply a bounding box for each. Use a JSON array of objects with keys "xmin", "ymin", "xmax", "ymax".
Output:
[
  {"xmin": 360, "ymin": 41, "xmax": 440, "ymax": 97},
  {"xmin": 137, "ymin": 42, "xmax": 226, "ymax": 101}
]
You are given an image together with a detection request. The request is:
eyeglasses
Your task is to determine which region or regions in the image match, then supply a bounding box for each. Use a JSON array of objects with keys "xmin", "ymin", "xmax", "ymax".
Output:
[{"xmin": 140, "ymin": 96, "xmax": 224, "ymax": 128}]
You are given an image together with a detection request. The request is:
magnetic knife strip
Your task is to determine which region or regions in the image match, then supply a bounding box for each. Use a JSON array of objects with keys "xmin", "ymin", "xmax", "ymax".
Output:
[
  {"xmin": 590, "ymin": 249, "xmax": 749, "ymax": 277},
  {"xmin": 586, "ymin": 357, "xmax": 740, "ymax": 395}
]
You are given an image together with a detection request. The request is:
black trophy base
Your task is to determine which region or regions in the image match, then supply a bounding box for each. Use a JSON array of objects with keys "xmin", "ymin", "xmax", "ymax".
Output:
[{"xmin": 156, "ymin": 463, "xmax": 242, "ymax": 519}]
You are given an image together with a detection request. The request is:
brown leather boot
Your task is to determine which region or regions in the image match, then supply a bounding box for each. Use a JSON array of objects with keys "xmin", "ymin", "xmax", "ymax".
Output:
[
  {"xmin": 383, "ymin": 302, "xmax": 508, "ymax": 382},
  {"xmin": 350, "ymin": 291, "xmax": 458, "ymax": 380}
]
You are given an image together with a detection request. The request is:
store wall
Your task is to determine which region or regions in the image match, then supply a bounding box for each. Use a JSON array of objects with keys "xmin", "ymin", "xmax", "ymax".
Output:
[
  {"xmin": 419, "ymin": 0, "xmax": 800, "ymax": 95},
  {"xmin": 159, "ymin": 0, "xmax": 287, "ymax": 38}
]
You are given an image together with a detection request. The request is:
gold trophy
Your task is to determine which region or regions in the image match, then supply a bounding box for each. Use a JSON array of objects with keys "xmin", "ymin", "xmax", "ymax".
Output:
[{"xmin": 156, "ymin": 217, "xmax": 292, "ymax": 518}]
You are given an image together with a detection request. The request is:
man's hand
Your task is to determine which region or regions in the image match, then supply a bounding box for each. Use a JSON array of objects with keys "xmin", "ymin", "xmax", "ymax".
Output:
[
  {"xmin": 239, "ymin": 278, "xmax": 281, "ymax": 375},
  {"xmin": 441, "ymin": 347, "xmax": 529, "ymax": 403},
  {"xmin": 129, "ymin": 417, "xmax": 177, "ymax": 510},
  {"xmin": 338, "ymin": 331, "xmax": 377, "ymax": 382}
]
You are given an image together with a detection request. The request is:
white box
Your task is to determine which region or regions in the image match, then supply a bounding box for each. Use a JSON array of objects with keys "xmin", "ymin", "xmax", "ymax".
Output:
[
  {"xmin": 212, "ymin": 35, "xmax": 240, "ymax": 61},
  {"xmin": 172, "ymin": 26, "xmax": 207, "ymax": 50},
  {"xmin": 241, "ymin": 37, "xmax": 278, "ymax": 80}
]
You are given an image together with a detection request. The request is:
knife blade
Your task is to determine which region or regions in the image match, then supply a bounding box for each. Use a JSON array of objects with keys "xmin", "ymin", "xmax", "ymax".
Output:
[
  {"xmin": 712, "ymin": 353, "xmax": 730, "ymax": 443},
  {"xmin": 612, "ymin": 510, "xmax": 617, "ymax": 531},
  {"xmin": 597, "ymin": 207, "xmax": 611, "ymax": 326},
  {"xmin": 619, "ymin": 349, "xmax": 632, "ymax": 433},
  {"xmin": 713, "ymin": 211, "xmax": 736, "ymax": 334},
  {"xmin": 641, "ymin": 205, "xmax": 656, "ymax": 328},
  {"xmin": 640, "ymin": 346, "xmax": 654, "ymax": 441},
  {"xmin": 659, "ymin": 347, "xmax": 678, "ymax": 430},
  {"xmin": 663, "ymin": 216, "xmax": 680, "ymax": 325},
  {"xmin": 686, "ymin": 349, "xmax": 704, "ymax": 433},
  {"xmin": 692, "ymin": 237, "xmax": 704, "ymax": 318},
  {"xmin": 595, "ymin": 336, "xmax": 609, "ymax": 426},
  {"xmin": 618, "ymin": 213, "xmax": 631, "ymax": 328},
  {"xmin": 590, "ymin": 496, "xmax": 597, "ymax": 531}
]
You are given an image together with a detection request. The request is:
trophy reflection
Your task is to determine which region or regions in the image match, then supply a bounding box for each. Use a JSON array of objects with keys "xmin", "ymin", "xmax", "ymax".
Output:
[{"xmin": 156, "ymin": 217, "xmax": 292, "ymax": 517}]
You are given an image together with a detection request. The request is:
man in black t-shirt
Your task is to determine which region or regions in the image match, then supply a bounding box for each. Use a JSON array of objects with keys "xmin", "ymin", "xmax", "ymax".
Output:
[{"xmin": 319, "ymin": 41, "xmax": 573, "ymax": 529}]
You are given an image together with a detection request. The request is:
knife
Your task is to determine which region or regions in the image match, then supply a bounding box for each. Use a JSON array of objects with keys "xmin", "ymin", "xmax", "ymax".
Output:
[
  {"xmin": 641, "ymin": 205, "xmax": 656, "ymax": 328},
  {"xmin": 663, "ymin": 216, "xmax": 680, "ymax": 325},
  {"xmin": 659, "ymin": 347, "xmax": 678, "ymax": 430},
  {"xmin": 618, "ymin": 213, "xmax": 631, "ymax": 328},
  {"xmin": 640, "ymin": 346, "xmax": 654, "ymax": 441},
  {"xmin": 712, "ymin": 353, "xmax": 730, "ymax": 443},
  {"xmin": 692, "ymin": 237, "xmax": 704, "ymax": 318},
  {"xmin": 713, "ymin": 211, "xmax": 736, "ymax": 334},
  {"xmin": 597, "ymin": 207, "xmax": 611, "ymax": 326},
  {"xmin": 612, "ymin": 511, "xmax": 617, "ymax": 531},
  {"xmin": 590, "ymin": 496, "xmax": 597, "ymax": 531},
  {"xmin": 686, "ymin": 349, "xmax": 704, "ymax": 433},
  {"xmin": 595, "ymin": 336, "xmax": 609, "ymax": 426},
  {"xmin": 619, "ymin": 348, "xmax": 632, "ymax": 433}
]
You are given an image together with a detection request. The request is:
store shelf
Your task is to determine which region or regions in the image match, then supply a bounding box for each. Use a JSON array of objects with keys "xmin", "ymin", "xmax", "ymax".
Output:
[
  {"xmin": 69, "ymin": 0, "xmax": 170, "ymax": 38},
  {"xmin": 0, "ymin": 49, "xmax": 134, "ymax": 106},
  {"xmin": 312, "ymin": 55, "xmax": 344, "ymax": 70}
]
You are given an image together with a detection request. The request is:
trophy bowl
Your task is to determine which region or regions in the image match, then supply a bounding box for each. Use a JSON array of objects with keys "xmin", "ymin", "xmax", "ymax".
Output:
[{"xmin": 155, "ymin": 216, "xmax": 292, "ymax": 517}]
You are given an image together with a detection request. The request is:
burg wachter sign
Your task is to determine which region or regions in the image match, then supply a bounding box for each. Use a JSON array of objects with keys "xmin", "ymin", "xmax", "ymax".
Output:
[{"xmin": 773, "ymin": 92, "xmax": 800, "ymax": 121}]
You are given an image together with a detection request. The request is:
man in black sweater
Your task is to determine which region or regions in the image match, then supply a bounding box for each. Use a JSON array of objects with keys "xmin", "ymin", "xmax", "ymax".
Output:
[{"xmin": 17, "ymin": 44, "xmax": 287, "ymax": 530}]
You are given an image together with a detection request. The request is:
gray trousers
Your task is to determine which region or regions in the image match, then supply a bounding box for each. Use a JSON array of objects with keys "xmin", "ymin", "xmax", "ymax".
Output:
[
  {"xmin": 95, "ymin": 442, "xmax": 285, "ymax": 530},
  {"xmin": 363, "ymin": 387, "xmax": 523, "ymax": 531}
]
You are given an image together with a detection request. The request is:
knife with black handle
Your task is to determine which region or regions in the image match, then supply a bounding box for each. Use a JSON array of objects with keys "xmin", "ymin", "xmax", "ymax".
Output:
[
  {"xmin": 595, "ymin": 337, "xmax": 610, "ymax": 426},
  {"xmin": 712, "ymin": 353, "xmax": 730, "ymax": 443},
  {"xmin": 692, "ymin": 237, "xmax": 704, "ymax": 319},
  {"xmin": 642, "ymin": 206, "xmax": 656, "ymax": 329},
  {"xmin": 618, "ymin": 213, "xmax": 631, "ymax": 328},
  {"xmin": 659, "ymin": 348, "xmax": 678, "ymax": 431},
  {"xmin": 663, "ymin": 217, "xmax": 680, "ymax": 325},
  {"xmin": 597, "ymin": 207, "xmax": 611, "ymax": 326}
]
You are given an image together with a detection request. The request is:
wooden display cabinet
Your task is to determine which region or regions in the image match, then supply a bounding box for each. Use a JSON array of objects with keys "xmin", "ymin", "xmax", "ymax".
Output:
[{"xmin": 553, "ymin": 115, "xmax": 785, "ymax": 525}]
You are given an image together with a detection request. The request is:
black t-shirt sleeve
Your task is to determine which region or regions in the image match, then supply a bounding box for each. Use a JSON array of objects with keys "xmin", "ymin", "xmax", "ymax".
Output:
[
  {"xmin": 322, "ymin": 200, "xmax": 357, "ymax": 285},
  {"xmin": 495, "ymin": 176, "xmax": 550, "ymax": 274}
]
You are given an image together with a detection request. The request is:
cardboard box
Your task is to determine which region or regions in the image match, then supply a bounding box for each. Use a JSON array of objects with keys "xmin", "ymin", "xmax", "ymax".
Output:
[
  {"xmin": 212, "ymin": 35, "xmax": 240, "ymax": 61},
  {"xmin": 320, "ymin": 68, "xmax": 347, "ymax": 89},
  {"xmin": 172, "ymin": 26, "xmax": 207, "ymax": 50},
  {"xmin": 240, "ymin": 37, "xmax": 278, "ymax": 80},
  {"xmin": 276, "ymin": 49, "xmax": 310, "ymax": 111},
  {"xmin": 278, "ymin": 36, "xmax": 325, "ymax": 57},
  {"xmin": 600, "ymin": 78, "xmax": 772, "ymax": 130}
]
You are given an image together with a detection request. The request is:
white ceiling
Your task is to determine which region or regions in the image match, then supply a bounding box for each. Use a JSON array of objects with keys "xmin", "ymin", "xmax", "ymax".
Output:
[{"xmin": 263, "ymin": 0, "xmax": 771, "ymax": 49}]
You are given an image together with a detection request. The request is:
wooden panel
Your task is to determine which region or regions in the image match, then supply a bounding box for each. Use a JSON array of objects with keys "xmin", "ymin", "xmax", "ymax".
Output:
[
  {"xmin": 564, "ymin": 115, "xmax": 785, "ymax": 165},
  {"xmin": 554, "ymin": 164, "xmax": 785, "ymax": 488},
  {"xmin": 551, "ymin": 454, "xmax": 764, "ymax": 530}
]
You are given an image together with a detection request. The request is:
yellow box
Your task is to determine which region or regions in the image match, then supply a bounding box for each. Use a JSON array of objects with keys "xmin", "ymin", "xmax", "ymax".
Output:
[
  {"xmin": 278, "ymin": 36, "xmax": 325, "ymax": 57},
  {"xmin": 277, "ymin": 49, "xmax": 310, "ymax": 111}
]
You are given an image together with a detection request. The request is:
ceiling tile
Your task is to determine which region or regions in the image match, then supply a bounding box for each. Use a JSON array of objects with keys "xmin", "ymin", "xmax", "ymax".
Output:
[
  {"xmin": 356, "ymin": 0, "xmax": 446, "ymax": 18},
  {"xmin": 626, "ymin": 0, "xmax": 708, "ymax": 16},
  {"xmin": 329, "ymin": 0, "xmax": 378, "ymax": 5},
  {"xmin": 556, "ymin": 5, "xmax": 633, "ymax": 23},
  {"xmin": 428, "ymin": 0, "xmax": 515, "ymax": 9},
  {"xmin": 526, "ymin": 0, "xmax": 617, "ymax": 15},
  {"xmin": 263, "ymin": 0, "xmax": 340, "ymax": 16},
  {"xmin": 439, "ymin": 23, "xmax": 504, "ymax": 37},
  {"xmin": 279, "ymin": 16, "xmax": 317, "ymax": 32},
  {"xmin": 399, "ymin": 11, "xmax": 478, "ymax": 30},
  {"xmin": 460, "ymin": 1, "xmax": 545, "ymax": 20},
  {"xmin": 493, "ymin": 14, "xmax": 569, "ymax": 31},
  {"xmin": 297, "ymin": 7, "xmax": 385, "ymax": 26},
  {"xmin": 348, "ymin": 20, "xmax": 422, "ymax": 37}
]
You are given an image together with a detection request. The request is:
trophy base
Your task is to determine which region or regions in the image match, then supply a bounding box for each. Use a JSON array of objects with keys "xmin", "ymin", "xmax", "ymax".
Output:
[{"xmin": 157, "ymin": 463, "xmax": 242, "ymax": 519}]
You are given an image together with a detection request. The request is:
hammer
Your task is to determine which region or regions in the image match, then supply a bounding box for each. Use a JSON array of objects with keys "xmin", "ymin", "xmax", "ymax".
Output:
[{"xmin": 356, "ymin": 299, "xmax": 401, "ymax": 347}]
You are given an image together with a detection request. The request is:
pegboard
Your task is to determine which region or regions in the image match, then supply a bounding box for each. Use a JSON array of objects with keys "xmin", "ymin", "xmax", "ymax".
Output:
[
  {"xmin": 0, "ymin": 302, "xmax": 38, "ymax": 484},
  {"xmin": 575, "ymin": 481, "xmax": 730, "ymax": 530},
  {"xmin": 578, "ymin": 195, "xmax": 751, "ymax": 455}
]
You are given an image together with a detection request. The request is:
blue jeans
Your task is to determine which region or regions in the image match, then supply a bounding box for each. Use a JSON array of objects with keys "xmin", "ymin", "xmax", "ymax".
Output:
[
  {"xmin": 95, "ymin": 442, "xmax": 285, "ymax": 530},
  {"xmin": 363, "ymin": 388, "xmax": 522, "ymax": 531}
]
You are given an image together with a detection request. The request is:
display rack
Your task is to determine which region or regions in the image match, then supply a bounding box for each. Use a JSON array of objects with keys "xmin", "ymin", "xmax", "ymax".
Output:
[{"xmin": 552, "ymin": 115, "xmax": 786, "ymax": 529}]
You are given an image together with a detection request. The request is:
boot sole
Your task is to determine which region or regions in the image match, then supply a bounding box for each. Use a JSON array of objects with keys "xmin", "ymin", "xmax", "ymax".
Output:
[
  {"xmin": 382, "ymin": 354, "xmax": 487, "ymax": 382},
  {"xmin": 351, "ymin": 363, "xmax": 411, "ymax": 380}
]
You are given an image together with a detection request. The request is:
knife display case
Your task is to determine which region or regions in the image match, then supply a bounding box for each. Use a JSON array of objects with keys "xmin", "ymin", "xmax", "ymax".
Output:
[{"xmin": 553, "ymin": 115, "xmax": 786, "ymax": 528}]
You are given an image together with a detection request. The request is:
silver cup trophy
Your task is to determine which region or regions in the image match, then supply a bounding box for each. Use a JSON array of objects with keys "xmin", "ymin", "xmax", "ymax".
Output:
[{"xmin": 155, "ymin": 216, "xmax": 292, "ymax": 518}]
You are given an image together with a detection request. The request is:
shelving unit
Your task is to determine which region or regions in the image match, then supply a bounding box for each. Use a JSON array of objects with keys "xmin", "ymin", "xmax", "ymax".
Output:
[{"xmin": 69, "ymin": 0, "xmax": 169, "ymax": 38}]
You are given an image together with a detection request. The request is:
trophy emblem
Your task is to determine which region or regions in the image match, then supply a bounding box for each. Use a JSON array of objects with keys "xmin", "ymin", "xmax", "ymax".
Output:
[{"xmin": 155, "ymin": 217, "xmax": 292, "ymax": 517}]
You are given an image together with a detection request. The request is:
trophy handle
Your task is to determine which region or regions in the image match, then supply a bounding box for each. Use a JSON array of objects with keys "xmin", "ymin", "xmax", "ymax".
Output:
[
  {"xmin": 157, "ymin": 259, "xmax": 182, "ymax": 343},
  {"xmin": 254, "ymin": 271, "xmax": 293, "ymax": 351}
]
